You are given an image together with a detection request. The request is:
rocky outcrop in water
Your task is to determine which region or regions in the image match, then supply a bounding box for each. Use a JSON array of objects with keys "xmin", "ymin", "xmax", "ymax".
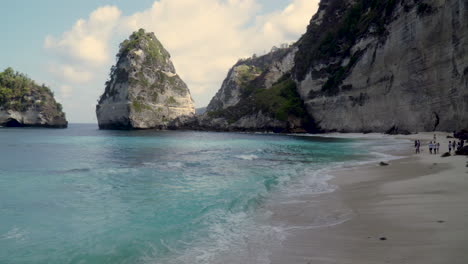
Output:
[
  {"xmin": 0, "ymin": 67, "xmax": 67, "ymax": 128},
  {"xmin": 293, "ymin": 0, "xmax": 468, "ymax": 133},
  {"xmin": 96, "ymin": 29, "xmax": 195, "ymax": 130},
  {"xmin": 179, "ymin": 46, "xmax": 317, "ymax": 133}
]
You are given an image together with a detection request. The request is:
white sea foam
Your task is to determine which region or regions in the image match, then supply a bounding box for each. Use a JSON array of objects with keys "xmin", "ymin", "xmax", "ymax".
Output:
[
  {"xmin": 1, "ymin": 227, "xmax": 27, "ymax": 241},
  {"xmin": 149, "ymin": 210, "xmax": 285, "ymax": 264},
  {"xmin": 149, "ymin": 135, "xmax": 410, "ymax": 264},
  {"xmin": 279, "ymin": 168, "xmax": 337, "ymax": 198},
  {"xmin": 268, "ymin": 136, "xmax": 409, "ymax": 234},
  {"xmin": 290, "ymin": 132, "xmax": 395, "ymax": 139},
  {"xmin": 283, "ymin": 213, "xmax": 353, "ymax": 231},
  {"xmin": 235, "ymin": 154, "xmax": 259, "ymax": 160},
  {"xmin": 166, "ymin": 162, "xmax": 184, "ymax": 168}
]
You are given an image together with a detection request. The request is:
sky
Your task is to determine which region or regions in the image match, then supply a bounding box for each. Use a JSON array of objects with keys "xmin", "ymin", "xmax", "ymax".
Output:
[{"xmin": 0, "ymin": 0, "xmax": 319, "ymax": 123}]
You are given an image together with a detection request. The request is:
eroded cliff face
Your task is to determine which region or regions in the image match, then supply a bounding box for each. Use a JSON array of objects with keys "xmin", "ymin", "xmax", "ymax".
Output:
[
  {"xmin": 207, "ymin": 47, "xmax": 296, "ymax": 112},
  {"xmin": 0, "ymin": 68, "xmax": 67, "ymax": 128},
  {"xmin": 294, "ymin": 0, "xmax": 468, "ymax": 133},
  {"xmin": 96, "ymin": 29, "xmax": 195, "ymax": 130},
  {"xmin": 188, "ymin": 47, "xmax": 316, "ymax": 133}
]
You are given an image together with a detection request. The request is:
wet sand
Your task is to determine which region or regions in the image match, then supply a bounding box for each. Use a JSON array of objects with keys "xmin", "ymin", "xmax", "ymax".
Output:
[{"xmin": 270, "ymin": 132, "xmax": 468, "ymax": 264}]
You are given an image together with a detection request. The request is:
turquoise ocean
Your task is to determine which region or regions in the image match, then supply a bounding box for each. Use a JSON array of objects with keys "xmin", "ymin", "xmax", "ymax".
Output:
[{"xmin": 0, "ymin": 124, "xmax": 406, "ymax": 264}]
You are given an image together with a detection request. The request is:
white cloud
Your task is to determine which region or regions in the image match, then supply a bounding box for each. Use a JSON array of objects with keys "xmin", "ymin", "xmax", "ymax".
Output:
[
  {"xmin": 44, "ymin": 6, "xmax": 121, "ymax": 95},
  {"xmin": 59, "ymin": 85, "xmax": 73, "ymax": 99},
  {"xmin": 44, "ymin": 0, "xmax": 319, "ymax": 121},
  {"xmin": 48, "ymin": 64, "xmax": 93, "ymax": 84},
  {"xmin": 259, "ymin": 0, "xmax": 318, "ymax": 40},
  {"xmin": 119, "ymin": 0, "xmax": 319, "ymax": 105},
  {"xmin": 44, "ymin": 5, "xmax": 121, "ymax": 67}
]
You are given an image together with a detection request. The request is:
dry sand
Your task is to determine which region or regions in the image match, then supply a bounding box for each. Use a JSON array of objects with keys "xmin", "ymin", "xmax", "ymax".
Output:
[{"xmin": 269, "ymin": 132, "xmax": 468, "ymax": 264}]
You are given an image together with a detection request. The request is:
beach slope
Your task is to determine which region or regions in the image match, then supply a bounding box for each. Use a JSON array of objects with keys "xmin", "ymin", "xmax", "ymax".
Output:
[{"xmin": 271, "ymin": 133, "xmax": 468, "ymax": 264}]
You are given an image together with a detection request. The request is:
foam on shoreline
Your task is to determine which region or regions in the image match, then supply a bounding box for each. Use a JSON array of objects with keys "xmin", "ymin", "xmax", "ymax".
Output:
[{"xmin": 269, "ymin": 132, "xmax": 468, "ymax": 264}]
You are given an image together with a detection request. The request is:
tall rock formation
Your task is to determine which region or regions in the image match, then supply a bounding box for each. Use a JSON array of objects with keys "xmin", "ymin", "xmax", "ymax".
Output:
[
  {"xmin": 179, "ymin": 46, "xmax": 316, "ymax": 133},
  {"xmin": 293, "ymin": 0, "xmax": 468, "ymax": 132},
  {"xmin": 174, "ymin": 0, "xmax": 467, "ymax": 133},
  {"xmin": 0, "ymin": 67, "xmax": 67, "ymax": 128},
  {"xmin": 96, "ymin": 29, "xmax": 195, "ymax": 129}
]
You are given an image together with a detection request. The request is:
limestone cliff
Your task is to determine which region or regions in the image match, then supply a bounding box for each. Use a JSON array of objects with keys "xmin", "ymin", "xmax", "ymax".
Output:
[
  {"xmin": 0, "ymin": 67, "xmax": 67, "ymax": 128},
  {"xmin": 185, "ymin": 46, "xmax": 316, "ymax": 133},
  {"xmin": 293, "ymin": 0, "xmax": 468, "ymax": 133},
  {"xmin": 96, "ymin": 29, "xmax": 195, "ymax": 129}
]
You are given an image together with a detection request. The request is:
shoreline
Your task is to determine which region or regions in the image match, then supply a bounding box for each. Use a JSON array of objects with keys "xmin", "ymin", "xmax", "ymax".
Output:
[{"xmin": 269, "ymin": 132, "xmax": 468, "ymax": 264}]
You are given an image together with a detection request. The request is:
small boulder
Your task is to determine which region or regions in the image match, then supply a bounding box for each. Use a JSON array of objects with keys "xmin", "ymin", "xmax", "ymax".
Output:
[
  {"xmin": 441, "ymin": 152, "xmax": 451, "ymax": 158},
  {"xmin": 455, "ymin": 146, "xmax": 468, "ymax": 156},
  {"xmin": 454, "ymin": 130, "xmax": 468, "ymax": 140},
  {"xmin": 385, "ymin": 126, "xmax": 411, "ymax": 135},
  {"xmin": 379, "ymin": 162, "xmax": 389, "ymax": 166}
]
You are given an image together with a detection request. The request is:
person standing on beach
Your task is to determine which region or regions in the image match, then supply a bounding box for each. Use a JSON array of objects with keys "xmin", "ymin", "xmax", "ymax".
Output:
[
  {"xmin": 429, "ymin": 141, "xmax": 433, "ymax": 154},
  {"xmin": 449, "ymin": 141, "xmax": 452, "ymax": 154},
  {"xmin": 452, "ymin": 140, "xmax": 456, "ymax": 150},
  {"xmin": 436, "ymin": 142, "xmax": 440, "ymax": 154},
  {"xmin": 415, "ymin": 140, "xmax": 420, "ymax": 154}
]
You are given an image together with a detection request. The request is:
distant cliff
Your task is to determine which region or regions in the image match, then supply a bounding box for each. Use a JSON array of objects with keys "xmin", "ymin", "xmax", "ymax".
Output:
[
  {"xmin": 0, "ymin": 68, "xmax": 67, "ymax": 128},
  {"xmin": 293, "ymin": 0, "xmax": 468, "ymax": 133},
  {"xmin": 173, "ymin": 47, "xmax": 316, "ymax": 133},
  {"xmin": 96, "ymin": 29, "xmax": 195, "ymax": 130},
  {"xmin": 183, "ymin": 0, "xmax": 467, "ymax": 134}
]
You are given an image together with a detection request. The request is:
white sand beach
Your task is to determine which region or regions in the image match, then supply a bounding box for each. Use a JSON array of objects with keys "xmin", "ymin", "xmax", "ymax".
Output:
[{"xmin": 270, "ymin": 132, "xmax": 468, "ymax": 264}]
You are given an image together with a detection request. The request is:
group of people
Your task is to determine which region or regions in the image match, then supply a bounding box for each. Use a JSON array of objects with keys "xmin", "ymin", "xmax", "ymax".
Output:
[
  {"xmin": 414, "ymin": 138, "xmax": 440, "ymax": 154},
  {"xmin": 448, "ymin": 139, "xmax": 465, "ymax": 154},
  {"xmin": 414, "ymin": 134, "xmax": 466, "ymax": 155},
  {"xmin": 414, "ymin": 140, "xmax": 440, "ymax": 154},
  {"xmin": 428, "ymin": 141, "xmax": 440, "ymax": 154}
]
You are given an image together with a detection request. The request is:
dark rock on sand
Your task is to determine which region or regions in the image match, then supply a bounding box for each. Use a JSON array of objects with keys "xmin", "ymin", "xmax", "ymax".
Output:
[
  {"xmin": 441, "ymin": 152, "xmax": 451, "ymax": 158},
  {"xmin": 455, "ymin": 146, "xmax": 468, "ymax": 156},
  {"xmin": 385, "ymin": 126, "xmax": 411, "ymax": 135},
  {"xmin": 379, "ymin": 162, "xmax": 389, "ymax": 166},
  {"xmin": 454, "ymin": 130, "xmax": 468, "ymax": 140}
]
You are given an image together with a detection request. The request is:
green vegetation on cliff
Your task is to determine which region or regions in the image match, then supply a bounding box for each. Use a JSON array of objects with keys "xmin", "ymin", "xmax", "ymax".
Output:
[
  {"xmin": 254, "ymin": 76, "xmax": 306, "ymax": 121},
  {"xmin": 235, "ymin": 65, "xmax": 262, "ymax": 86},
  {"xmin": 207, "ymin": 74, "xmax": 307, "ymax": 123},
  {"xmin": 0, "ymin": 67, "xmax": 63, "ymax": 113},
  {"xmin": 118, "ymin": 28, "xmax": 169, "ymax": 65},
  {"xmin": 132, "ymin": 100, "xmax": 151, "ymax": 113}
]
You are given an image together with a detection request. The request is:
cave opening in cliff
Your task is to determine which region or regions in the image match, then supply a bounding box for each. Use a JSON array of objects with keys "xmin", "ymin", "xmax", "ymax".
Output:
[{"xmin": 4, "ymin": 118, "xmax": 24, "ymax": 127}]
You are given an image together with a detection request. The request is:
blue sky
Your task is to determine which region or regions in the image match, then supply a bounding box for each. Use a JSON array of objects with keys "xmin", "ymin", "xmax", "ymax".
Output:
[{"xmin": 0, "ymin": 0, "xmax": 319, "ymax": 123}]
